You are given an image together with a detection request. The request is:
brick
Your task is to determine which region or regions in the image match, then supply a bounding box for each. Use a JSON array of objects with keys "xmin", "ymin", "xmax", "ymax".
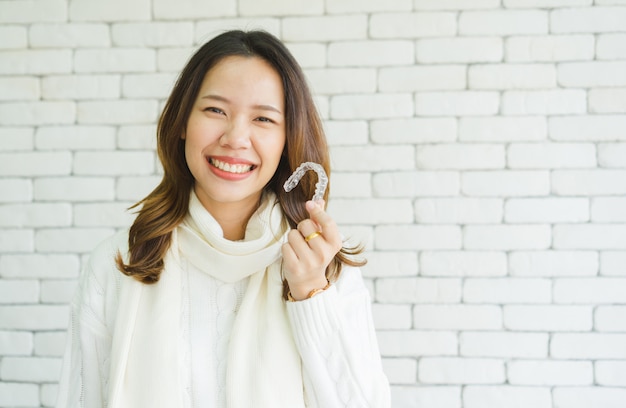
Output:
[
  {"xmin": 327, "ymin": 0, "xmax": 412, "ymax": 13},
  {"xmin": 465, "ymin": 225, "xmax": 551, "ymax": 251},
  {"xmin": 551, "ymin": 333, "xmax": 626, "ymax": 358},
  {"xmin": 240, "ymin": 0, "xmax": 321, "ymax": 15},
  {"xmin": 598, "ymin": 143, "xmax": 626, "ymax": 168},
  {"xmin": 506, "ymin": 35, "xmax": 594, "ymax": 62},
  {"xmin": 0, "ymin": 218, "xmax": 34, "ymax": 252},
  {"xmin": 464, "ymin": 386, "xmax": 551, "ymax": 408},
  {"xmin": 414, "ymin": 305, "xmax": 502, "ymax": 330},
  {"xmin": 375, "ymin": 225, "xmax": 462, "ymax": 250},
  {"xmin": 505, "ymin": 197, "xmax": 589, "ymax": 223},
  {"xmin": 0, "ymin": 382, "xmax": 39, "ymax": 407},
  {"xmin": 559, "ymin": 62, "xmax": 626, "ymax": 88},
  {"xmin": 415, "ymin": 198, "xmax": 503, "ymax": 224},
  {"xmin": 371, "ymin": 118, "xmax": 457, "ymax": 144},
  {"xmin": 0, "ymin": 76, "xmax": 39, "ymax": 101},
  {"xmin": 595, "ymin": 306, "xmax": 626, "ymax": 332},
  {"xmin": 331, "ymin": 145, "xmax": 414, "ymax": 171},
  {"xmin": 417, "ymin": 37, "xmax": 502, "ymax": 63},
  {"xmin": 592, "ymin": 197, "xmax": 626, "ymax": 222},
  {"xmin": 117, "ymin": 125, "xmax": 157, "ymax": 150},
  {"xmin": 380, "ymin": 65, "xmax": 466, "ymax": 92},
  {"xmin": 555, "ymin": 278, "xmax": 626, "ymax": 303},
  {"xmin": 415, "ymin": 0, "xmax": 499, "ymax": 8},
  {"xmin": 509, "ymin": 251, "xmax": 598, "ymax": 277},
  {"xmin": 0, "ymin": 179, "xmax": 32, "ymax": 203},
  {"xmin": 420, "ymin": 358, "xmax": 504, "ymax": 384},
  {"xmin": 0, "ymin": 152, "xmax": 71, "ymax": 176},
  {"xmin": 554, "ymin": 224, "xmax": 626, "ymax": 249},
  {"xmin": 329, "ymin": 40, "xmax": 414, "ymax": 67},
  {"xmin": 504, "ymin": 305, "xmax": 592, "ymax": 331},
  {"xmin": 416, "ymin": 144, "xmax": 505, "ymax": 170},
  {"xmin": 283, "ymin": 15, "xmax": 366, "ymax": 41},
  {"xmin": 469, "ymin": 64, "xmax": 556, "ymax": 89},
  {"xmin": 370, "ymin": 12, "xmax": 456, "ymax": 38},
  {"xmin": 0, "ymin": 203, "xmax": 71, "ymax": 228},
  {"xmin": 116, "ymin": 176, "xmax": 160, "ymax": 201},
  {"xmin": 464, "ymin": 278, "xmax": 552, "ymax": 303},
  {"xmin": 550, "ymin": 116, "xmax": 626, "ymax": 141},
  {"xmin": 589, "ymin": 89, "xmax": 626, "ymax": 113},
  {"xmin": 0, "ymin": 331, "xmax": 33, "ymax": 355},
  {"xmin": 331, "ymin": 94, "xmax": 413, "ymax": 119},
  {"xmin": 156, "ymin": 47, "xmax": 195, "ymax": 73},
  {"xmin": 325, "ymin": 121, "xmax": 368, "ymax": 146},
  {"xmin": 0, "ymin": 101, "xmax": 75, "ymax": 125},
  {"xmin": 381, "ymin": 358, "xmax": 417, "ymax": 384},
  {"xmin": 329, "ymin": 199, "xmax": 413, "ymax": 224},
  {"xmin": 42, "ymin": 384, "xmax": 59, "ymax": 407},
  {"xmin": 552, "ymin": 170, "xmax": 626, "ymax": 195},
  {"xmin": 420, "ymin": 251, "xmax": 507, "ymax": 277},
  {"xmin": 69, "ymin": 0, "xmax": 150, "ymax": 22},
  {"xmin": 42, "ymin": 74, "xmax": 121, "ymax": 100},
  {"xmin": 30, "ymin": 23, "xmax": 110, "ymax": 48},
  {"xmin": 0, "ymin": 0, "xmax": 66, "ymax": 23},
  {"xmin": 0, "ymin": 254, "xmax": 79, "ymax": 279},
  {"xmin": 35, "ymin": 228, "xmax": 115, "ymax": 253},
  {"xmin": 75, "ymin": 49, "xmax": 156, "ymax": 73},
  {"xmin": 305, "ymin": 68, "xmax": 376, "ymax": 95},
  {"xmin": 376, "ymin": 278, "xmax": 462, "ymax": 303},
  {"xmin": 0, "ymin": 279, "xmax": 38, "ymax": 303},
  {"xmin": 0, "ymin": 50, "xmax": 72, "ymax": 75},
  {"xmin": 338, "ymin": 225, "xmax": 373, "ymax": 251},
  {"xmin": 597, "ymin": 34, "xmax": 626, "ymax": 60},
  {"xmin": 459, "ymin": 116, "xmax": 546, "ymax": 142},
  {"xmin": 415, "ymin": 92, "xmax": 499, "ymax": 116},
  {"xmin": 601, "ymin": 251, "xmax": 626, "ymax": 276},
  {"xmin": 34, "ymin": 177, "xmax": 115, "ymax": 202},
  {"xmin": 286, "ymin": 42, "xmax": 326, "ymax": 68},
  {"xmin": 596, "ymin": 361, "xmax": 626, "ymax": 386},
  {"xmin": 372, "ymin": 304, "xmax": 412, "ymax": 330},
  {"xmin": 505, "ymin": 0, "xmax": 591, "ymax": 6},
  {"xmin": 461, "ymin": 332, "xmax": 549, "ymax": 358},
  {"xmin": 36, "ymin": 125, "xmax": 116, "ymax": 150},
  {"xmin": 502, "ymin": 89, "xmax": 586, "ymax": 115},
  {"xmin": 459, "ymin": 10, "xmax": 548, "ymax": 35},
  {"xmin": 363, "ymin": 251, "xmax": 418, "ymax": 278},
  {"xmin": 78, "ymin": 100, "xmax": 158, "ymax": 124},
  {"xmin": 0, "ymin": 127, "xmax": 34, "ymax": 151},
  {"xmin": 34, "ymin": 332, "xmax": 66, "ymax": 357},
  {"xmin": 0, "ymin": 25, "xmax": 27, "ymax": 49},
  {"xmin": 1, "ymin": 356, "xmax": 61, "ymax": 383},
  {"xmin": 391, "ymin": 386, "xmax": 461, "ymax": 408},
  {"xmin": 112, "ymin": 22, "xmax": 193, "ymax": 47},
  {"xmin": 315, "ymin": 96, "xmax": 329, "ymax": 119},
  {"xmin": 0, "ymin": 305, "xmax": 68, "ymax": 330},
  {"xmin": 41, "ymin": 279, "xmax": 78, "ymax": 304},
  {"xmin": 551, "ymin": 7, "xmax": 626, "ymax": 33},
  {"xmin": 508, "ymin": 360, "xmax": 592, "ymax": 386},
  {"xmin": 194, "ymin": 19, "xmax": 280, "ymax": 44},
  {"xmin": 373, "ymin": 171, "xmax": 460, "ymax": 197},
  {"xmin": 328, "ymin": 172, "xmax": 371, "ymax": 198},
  {"xmin": 463, "ymin": 170, "xmax": 550, "ymax": 196},
  {"xmin": 378, "ymin": 330, "xmax": 457, "ymax": 357},
  {"xmin": 122, "ymin": 73, "xmax": 177, "ymax": 99}
]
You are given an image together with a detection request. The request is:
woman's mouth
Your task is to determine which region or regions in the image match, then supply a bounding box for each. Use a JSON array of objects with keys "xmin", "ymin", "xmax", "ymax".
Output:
[{"xmin": 209, "ymin": 157, "xmax": 255, "ymax": 174}]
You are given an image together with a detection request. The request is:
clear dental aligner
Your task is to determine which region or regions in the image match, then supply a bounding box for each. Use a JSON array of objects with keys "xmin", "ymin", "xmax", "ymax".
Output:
[{"xmin": 283, "ymin": 162, "xmax": 328, "ymax": 202}]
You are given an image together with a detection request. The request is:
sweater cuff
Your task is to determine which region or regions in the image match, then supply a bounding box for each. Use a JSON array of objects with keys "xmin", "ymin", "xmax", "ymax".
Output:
[{"xmin": 286, "ymin": 284, "xmax": 341, "ymax": 350}]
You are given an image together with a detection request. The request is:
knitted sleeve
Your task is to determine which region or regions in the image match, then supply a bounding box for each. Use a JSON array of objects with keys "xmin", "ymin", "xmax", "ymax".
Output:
[
  {"xmin": 55, "ymin": 234, "xmax": 123, "ymax": 408},
  {"xmin": 286, "ymin": 266, "xmax": 391, "ymax": 408}
]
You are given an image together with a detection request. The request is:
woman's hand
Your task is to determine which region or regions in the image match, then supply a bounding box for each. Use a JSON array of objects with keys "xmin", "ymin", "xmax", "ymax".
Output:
[{"xmin": 282, "ymin": 200, "xmax": 343, "ymax": 301}]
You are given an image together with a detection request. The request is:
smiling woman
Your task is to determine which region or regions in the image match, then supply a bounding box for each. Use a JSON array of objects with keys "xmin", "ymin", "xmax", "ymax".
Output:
[{"xmin": 54, "ymin": 30, "xmax": 390, "ymax": 408}]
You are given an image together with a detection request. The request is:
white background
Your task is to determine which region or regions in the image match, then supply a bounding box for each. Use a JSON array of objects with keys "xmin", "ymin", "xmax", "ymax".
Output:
[{"xmin": 1, "ymin": 0, "xmax": 626, "ymax": 407}]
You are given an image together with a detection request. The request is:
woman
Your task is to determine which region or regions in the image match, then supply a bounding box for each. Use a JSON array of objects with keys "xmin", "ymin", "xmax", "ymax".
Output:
[{"xmin": 56, "ymin": 30, "xmax": 390, "ymax": 408}]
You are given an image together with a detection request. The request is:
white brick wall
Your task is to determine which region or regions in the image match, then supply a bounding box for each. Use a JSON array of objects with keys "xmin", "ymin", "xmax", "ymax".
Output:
[{"xmin": 0, "ymin": 1, "xmax": 625, "ymax": 407}]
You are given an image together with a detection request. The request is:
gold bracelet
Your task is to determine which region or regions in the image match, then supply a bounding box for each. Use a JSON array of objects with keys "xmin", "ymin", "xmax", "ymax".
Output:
[{"xmin": 287, "ymin": 279, "xmax": 331, "ymax": 302}]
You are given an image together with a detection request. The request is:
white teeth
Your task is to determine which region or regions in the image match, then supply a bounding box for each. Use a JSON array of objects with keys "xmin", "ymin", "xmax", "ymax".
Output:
[{"xmin": 210, "ymin": 158, "xmax": 253, "ymax": 174}]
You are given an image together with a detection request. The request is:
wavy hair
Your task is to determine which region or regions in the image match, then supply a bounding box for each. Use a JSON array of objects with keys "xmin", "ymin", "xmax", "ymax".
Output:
[{"xmin": 116, "ymin": 30, "xmax": 364, "ymax": 292}]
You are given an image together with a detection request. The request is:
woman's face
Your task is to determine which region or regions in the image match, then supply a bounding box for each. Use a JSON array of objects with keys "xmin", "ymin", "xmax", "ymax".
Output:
[{"xmin": 184, "ymin": 55, "xmax": 286, "ymax": 212}]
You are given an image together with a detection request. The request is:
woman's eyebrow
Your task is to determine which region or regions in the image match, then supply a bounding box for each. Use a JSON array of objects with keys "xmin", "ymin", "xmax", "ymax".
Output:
[{"xmin": 200, "ymin": 94, "xmax": 282, "ymax": 114}]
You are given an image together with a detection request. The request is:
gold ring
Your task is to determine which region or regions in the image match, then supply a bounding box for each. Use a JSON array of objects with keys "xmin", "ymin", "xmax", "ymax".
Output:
[{"xmin": 304, "ymin": 231, "xmax": 322, "ymax": 242}]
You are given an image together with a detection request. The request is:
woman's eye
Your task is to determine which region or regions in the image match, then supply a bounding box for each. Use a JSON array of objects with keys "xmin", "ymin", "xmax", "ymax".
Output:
[
  {"xmin": 255, "ymin": 116, "xmax": 273, "ymax": 123},
  {"xmin": 204, "ymin": 107, "xmax": 224, "ymax": 115}
]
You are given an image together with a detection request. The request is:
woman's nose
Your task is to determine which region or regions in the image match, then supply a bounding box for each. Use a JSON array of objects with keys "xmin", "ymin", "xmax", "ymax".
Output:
[{"xmin": 220, "ymin": 119, "xmax": 252, "ymax": 149}]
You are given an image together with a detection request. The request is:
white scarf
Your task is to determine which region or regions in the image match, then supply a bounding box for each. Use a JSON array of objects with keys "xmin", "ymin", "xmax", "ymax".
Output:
[{"xmin": 107, "ymin": 191, "xmax": 305, "ymax": 407}]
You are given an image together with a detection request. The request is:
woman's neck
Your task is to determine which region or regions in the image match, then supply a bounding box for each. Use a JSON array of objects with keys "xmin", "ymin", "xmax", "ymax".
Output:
[{"xmin": 195, "ymin": 190, "xmax": 262, "ymax": 241}]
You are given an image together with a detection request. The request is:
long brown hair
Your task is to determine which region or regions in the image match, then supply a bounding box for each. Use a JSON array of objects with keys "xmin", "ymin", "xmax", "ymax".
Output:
[{"xmin": 116, "ymin": 30, "xmax": 364, "ymax": 288}]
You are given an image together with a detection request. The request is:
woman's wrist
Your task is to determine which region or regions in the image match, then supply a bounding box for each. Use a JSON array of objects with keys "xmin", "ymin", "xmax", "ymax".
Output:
[{"xmin": 287, "ymin": 277, "xmax": 331, "ymax": 302}]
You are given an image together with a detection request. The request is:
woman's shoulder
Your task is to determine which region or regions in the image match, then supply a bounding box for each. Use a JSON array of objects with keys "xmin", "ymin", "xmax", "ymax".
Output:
[{"xmin": 79, "ymin": 229, "xmax": 130, "ymax": 295}]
